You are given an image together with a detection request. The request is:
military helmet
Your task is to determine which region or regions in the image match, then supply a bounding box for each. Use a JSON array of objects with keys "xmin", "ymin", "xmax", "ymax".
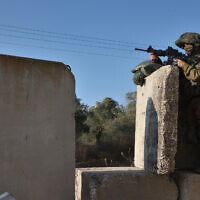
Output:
[
  {"xmin": 133, "ymin": 71, "xmax": 146, "ymax": 86},
  {"xmin": 175, "ymin": 32, "xmax": 200, "ymax": 49},
  {"xmin": 132, "ymin": 60, "xmax": 162, "ymax": 76},
  {"xmin": 132, "ymin": 60, "xmax": 162, "ymax": 86}
]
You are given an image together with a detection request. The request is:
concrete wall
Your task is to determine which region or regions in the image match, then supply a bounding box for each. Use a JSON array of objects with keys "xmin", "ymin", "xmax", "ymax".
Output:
[
  {"xmin": 174, "ymin": 171, "xmax": 200, "ymax": 200},
  {"xmin": 0, "ymin": 192, "xmax": 15, "ymax": 200},
  {"xmin": 76, "ymin": 168, "xmax": 200, "ymax": 200},
  {"xmin": 75, "ymin": 167, "xmax": 178, "ymax": 200},
  {"xmin": 134, "ymin": 66, "xmax": 179, "ymax": 174},
  {"xmin": 0, "ymin": 54, "xmax": 75, "ymax": 200},
  {"xmin": 75, "ymin": 65, "xmax": 200, "ymax": 200}
]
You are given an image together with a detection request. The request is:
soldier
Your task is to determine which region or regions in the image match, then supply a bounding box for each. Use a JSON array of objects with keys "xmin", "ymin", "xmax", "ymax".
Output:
[
  {"xmin": 175, "ymin": 32, "xmax": 200, "ymax": 82},
  {"xmin": 151, "ymin": 32, "xmax": 200, "ymax": 82},
  {"xmin": 133, "ymin": 32, "xmax": 200, "ymax": 86}
]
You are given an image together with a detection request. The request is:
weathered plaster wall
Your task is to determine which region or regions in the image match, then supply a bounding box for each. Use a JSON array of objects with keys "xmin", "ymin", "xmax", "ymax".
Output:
[
  {"xmin": 75, "ymin": 167, "xmax": 178, "ymax": 200},
  {"xmin": 134, "ymin": 65, "xmax": 179, "ymax": 174},
  {"xmin": 75, "ymin": 65, "xmax": 200, "ymax": 200},
  {"xmin": 0, "ymin": 54, "xmax": 75, "ymax": 200},
  {"xmin": 174, "ymin": 171, "xmax": 200, "ymax": 200}
]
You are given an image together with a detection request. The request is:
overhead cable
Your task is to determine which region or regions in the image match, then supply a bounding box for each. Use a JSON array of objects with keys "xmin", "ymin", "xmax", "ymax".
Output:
[
  {"xmin": 0, "ymin": 32, "xmax": 134, "ymax": 52},
  {"xmin": 0, "ymin": 41, "xmax": 142, "ymax": 59},
  {"xmin": 0, "ymin": 24, "xmax": 165, "ymax": 48}
]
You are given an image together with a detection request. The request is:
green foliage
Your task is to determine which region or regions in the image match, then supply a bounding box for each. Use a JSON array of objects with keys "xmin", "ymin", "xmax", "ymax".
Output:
[
  {"xmin": 75, "ymin": 97, "xmax": 89, "ymax": 139},
  {"xmin": 78, "ymin": 132, "xmax": 96, "ymax": 145},
  {"xmin": 103, "ymin": 111, "xmax": 135, "ymax": 140},
  {"xmin": 75, "ymin": 92, "xmax": 137, "ymax": 167},
  {"xmin": 121, "ymin": 148, "xmax": 134, "ymax": 167},
  {"xmin": 126, "ymin": 91, "xmax": 137, "ymax": 102},
  {"xmin": 102, "ymin": 92, "xmax": 136, "ymax": 143},
  {"xmin": 86, "ymin": 97, "xmax": 122, "ymax": 143}
]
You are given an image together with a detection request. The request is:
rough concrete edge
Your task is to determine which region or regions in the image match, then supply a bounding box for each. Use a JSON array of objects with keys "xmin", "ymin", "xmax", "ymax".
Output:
[
  {"xmin": 172, "ymin": 171, "xmax": 200, "ymax": 200},
  {"xmin": 157, "ymin": 66, "xmax": 179, "ymax": 174},
  {"xmin": 0, "ymin": 53, "xmax": 75, "ymax": 81},
  {"xmin": 134, "ymin": 86, "xmax": 141, "ymax": 168},
  {"xmin": 83, "ymin": 172, "xmax": 109, "ymax": 200},
  {"xmin": 144, "ymin": 66, "xmax": 179, "ymax": 174},
  {"xmin": 75, "ymin": 169, "xmax": 82, "ymax": 200},
  {"xmin": 135, "ymin": 66, "xmax": 179, "ymax": 174},
  {"xmin": 76, "ymin": 167, "xmax": 179, "ymax": 200},
  {"xmin": 76, "ymin": 168, "xmax": 145, "ymax": 200}
]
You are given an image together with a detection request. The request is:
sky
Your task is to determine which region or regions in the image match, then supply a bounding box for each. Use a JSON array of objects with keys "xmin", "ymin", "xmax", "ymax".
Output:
[{"xmin": 0, "ymin": 0, "xmax": 200, "ymax": 106}]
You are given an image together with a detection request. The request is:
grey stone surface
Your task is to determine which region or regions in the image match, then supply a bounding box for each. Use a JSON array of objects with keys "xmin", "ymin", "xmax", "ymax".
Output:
[
  {"xmin": 0, "ymin": 192, "xmax": 15, "ymax": 200},
  {"xmin": 75, "ymin": 167, "xmax": 178, "ymax": 200},
  {"xmin": 0, "ymin": 54, "xmax": 75, "ymax": 200},
  {"xmin": 134, "ymin": 65, "xmax": 179, "ymax": 174},
  {"xmin": 174, "ymin": 171, "xmax": 200, "ymax": 200}
]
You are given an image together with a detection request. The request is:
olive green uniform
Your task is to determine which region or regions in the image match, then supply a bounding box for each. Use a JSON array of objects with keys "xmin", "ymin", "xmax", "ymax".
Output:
[
  {"xmin": 181, "ymin": 54, "xmax": 200, "ymax": 82},
  {"xmin": 175, "ymin": 32, "xmax": 200, "ymax": 82}
]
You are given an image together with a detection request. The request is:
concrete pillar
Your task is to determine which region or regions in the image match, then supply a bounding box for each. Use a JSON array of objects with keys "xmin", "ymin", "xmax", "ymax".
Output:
[
  {"xmin": 134, "ymin": 65, "xmax": 179, "ymax": 174},
  {"xmin": 0, "ymin": 54, "xmax": 75, "ymax": 200}
]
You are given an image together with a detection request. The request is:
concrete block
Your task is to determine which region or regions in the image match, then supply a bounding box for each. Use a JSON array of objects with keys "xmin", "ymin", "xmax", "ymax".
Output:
[
  {"xmin": 0, "ymin": 192, "xmax": 15, "ymax": 200},
  {"xmin": 75, "ymin": 167, "xmax": 178, "ymax": 200},
  {"xmin": 174, "ymin": 171, "xmax": 200, "ymax": 200},
  {"xmin": 0, "ymin": 54, "xmax": 75, "ymax": 200},
  {"xmin": 134, "ymin": 65, "xmax": 179, "ymax": 174}
]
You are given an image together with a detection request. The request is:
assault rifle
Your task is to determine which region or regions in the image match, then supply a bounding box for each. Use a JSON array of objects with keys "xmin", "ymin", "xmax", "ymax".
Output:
[{"xmin": 135, "ymin": 46, "xmax": 200, "ymax": 65}]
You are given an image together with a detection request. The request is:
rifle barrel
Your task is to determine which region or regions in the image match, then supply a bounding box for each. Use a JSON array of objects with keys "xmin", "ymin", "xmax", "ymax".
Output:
[{"xmin": 134, "ymin": 48, "xmax": 147, "ymax": 52}]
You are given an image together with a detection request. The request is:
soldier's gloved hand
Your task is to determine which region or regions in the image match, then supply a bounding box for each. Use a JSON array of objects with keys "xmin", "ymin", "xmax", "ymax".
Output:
[{"xmin": 174, "ymin": 59, "xmax": 187, "ymax": 68}]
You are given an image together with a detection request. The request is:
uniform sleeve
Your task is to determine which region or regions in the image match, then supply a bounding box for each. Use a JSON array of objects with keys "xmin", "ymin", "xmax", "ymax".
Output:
[{"xmin": 181, "ymin": 63, "xmax": 200, "ymax": 82}]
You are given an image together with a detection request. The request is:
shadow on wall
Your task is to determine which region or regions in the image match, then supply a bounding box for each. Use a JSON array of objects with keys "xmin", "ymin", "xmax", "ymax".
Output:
[
  {"xmin": 187, "ymin": 96, "xmax": 200, "ymax": 144},
  {"xmin": 144, "ymin": 97, "xmax": 158, "ymax": 173}
]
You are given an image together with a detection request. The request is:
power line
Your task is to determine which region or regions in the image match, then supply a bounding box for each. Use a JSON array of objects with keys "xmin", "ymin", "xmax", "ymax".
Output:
[
  {"xmin": 0, "ymin": 40, "xmax": 143, "ymax": 59},
  {"xmin": 0, "ymin": 27, "xmax": 136, "ymax": 48},
  {"xmin": 0, "ymin": 32, "xmax": 134, "ymax": 52},
  {"xmin": 0, "ymin": 24, "xmax": 156, "ymax": 60},
  {"xmin": 0, "ymin": 24, "xmax": 165, "ymax": 48},
  {"xmin": 0, "ymin": 24, "xmax": 147, "ymax": 46}
]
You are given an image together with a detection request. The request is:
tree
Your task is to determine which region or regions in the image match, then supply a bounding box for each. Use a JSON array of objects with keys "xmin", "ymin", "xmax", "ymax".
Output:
[
  {"xmin": 126, "ymin": 91, "xmax": 137, "ymax": 102},
  {"xmin": 75, "ymin": 97, "xmax": 89, "ymax": 139},
  {"xmin": 103, "ymin": 92, "xmax": 136, "ymax": 144},
  {"xmin": 86, "ymin": 97, "xmax": 122, "ymax": 143},
  {"xmin": 76, "ymin": 92, "xmax": 137, "ymax": 166}
]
